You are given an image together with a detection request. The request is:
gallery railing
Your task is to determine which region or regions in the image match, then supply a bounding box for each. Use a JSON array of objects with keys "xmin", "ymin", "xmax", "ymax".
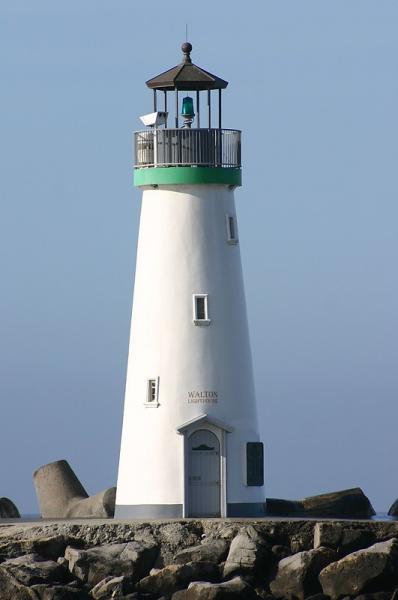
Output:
[{"xmin": 134, "ymin": 128, "xmax": 241, "ymax": 168}]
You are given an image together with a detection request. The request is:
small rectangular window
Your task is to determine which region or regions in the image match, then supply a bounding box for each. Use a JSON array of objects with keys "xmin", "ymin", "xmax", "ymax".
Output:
[
  {"xmin": 226, "ymin": 214, "xmax": 238, "ymax": 244},
  {"xmin": 193, "ymin": 294, "xmax": 210, "ymax": 325},
  {"xmin": 146, "ymin": 378, "xmax": 159, "ymax": 407},
  {"xmin": 246, "ymin": 442, "xmax": 264, "ymax": 486}
]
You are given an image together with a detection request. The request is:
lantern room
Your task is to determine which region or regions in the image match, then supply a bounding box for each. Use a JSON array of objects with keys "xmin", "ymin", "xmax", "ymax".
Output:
[{"xmin": 134, "ymin": 42, "xmax": 242, "ymax": 187}]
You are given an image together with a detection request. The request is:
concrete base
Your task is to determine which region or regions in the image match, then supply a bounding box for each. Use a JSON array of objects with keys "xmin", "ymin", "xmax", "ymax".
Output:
[
  {"xmin": 115, "ymin": 504, "xmax": 183, "ymax": 519},
  {"xmin": 227, "ymin": 502, "xmax": 266, "ymax": 517},
  {"xmin": 115, "ymin": 502, "xmax": 266, "ymax": 519}
]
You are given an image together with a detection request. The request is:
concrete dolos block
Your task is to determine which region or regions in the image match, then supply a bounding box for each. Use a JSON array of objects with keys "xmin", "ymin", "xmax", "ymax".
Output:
[
  {"xmin": 33, "ymin": 460, "xmax": 116, "ymax": 518},
  {"xmin": 0, "ymin": 497, "xmax": 20, "ymax": 518}
]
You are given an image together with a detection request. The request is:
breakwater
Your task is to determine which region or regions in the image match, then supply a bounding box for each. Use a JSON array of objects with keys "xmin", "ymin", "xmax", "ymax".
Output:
[{"xmin": 2, "ymin": 518, "xmax": 398, "ymax": 598}]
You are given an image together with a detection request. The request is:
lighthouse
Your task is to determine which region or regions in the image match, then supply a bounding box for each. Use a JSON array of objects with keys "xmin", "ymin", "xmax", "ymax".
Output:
[{"xmin": 115, "ymin": 42, "xmax": 264, "ymax": 518}]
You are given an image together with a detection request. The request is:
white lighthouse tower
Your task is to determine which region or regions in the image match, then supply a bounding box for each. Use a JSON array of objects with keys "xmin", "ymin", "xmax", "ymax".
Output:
[{"xmin": 115, "ymin": 42, "xmax": 264, "ymax": 518}]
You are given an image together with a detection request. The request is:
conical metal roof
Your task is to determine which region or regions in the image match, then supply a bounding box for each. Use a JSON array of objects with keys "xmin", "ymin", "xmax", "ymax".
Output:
[{"xmin": 146, "ymin": 42, "xmax": 228, "ymax": 92}]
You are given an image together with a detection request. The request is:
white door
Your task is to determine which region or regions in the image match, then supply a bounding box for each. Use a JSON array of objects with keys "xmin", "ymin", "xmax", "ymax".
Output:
[{"xmin": 187, "ymin": 429, "xmax": 221, "ymax": 517}]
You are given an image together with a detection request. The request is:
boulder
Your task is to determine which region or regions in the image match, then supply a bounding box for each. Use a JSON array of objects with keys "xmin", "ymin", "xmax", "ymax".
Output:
[
  {"xmin": 271, "ymin": 544, "xmax": 291, "ymax": 561},
  {"xmin": 267, "ymin": 488, "xmax": 375, "ymax": 518},
  {"xmin": 0, "ymin": 534, "xmax": 83, "ymax": 562},
  {"xmin": 0, "ymin": 553, "xmax": 70, "ymax": 586},
  {"xmin": 270, "ymin": 547, "xmax": 337, "ymax": 600},
  {"xmin": 0, "ymin": 572, "xmax": 33, "ymax": 600},
  {"xmin": 33, "ymin": 460, "xmax": 116, "ymax": 518},
  {"xmin": 355, "ymin": 594, "xmax": 395, "ymax": 600},
  {"xmin": 223, "ymin": 526, "xmax": 269, "ymax": 578},
  {"xmin": 122, "ymin": 594, "xmax": 166, "ymax": 600},
  {"xmin": 290, "ymin": 532, "xmax": 313, "ymax": 553},
  {"xmin": 122, "ymin": 595, "xmax": 166, "ymax": 600},
  {"xmin": 30, "ymin": 584, "xmax": 89, "ymax": 599},
  {"xmin": 314, "ymin": 522, "xmax": 376, "ymax": 556},
  {"xmin": 136, "ymin": 562, "xmax": 220, "ymax": 597},
  {"xmin": 174, "ymin": 540, "xmax": 228, "ymax": 565},
  {"xmin": 0, "ymin": 497, "xmax": 20, "ymax": 518},
  {"xmin": 319, "ymin": 538, "xmax": 398, "ymax": 598},
  {"xmin": 65, "ymin": 541, "xmax": 158, "ymax": 586},
  {"xmin": 171, "ymin": 576, "xmax": 257, "ymax": 599},
  {"xmin": 90, "ymin": 575, "xmax": 126, "ymax": 599}
]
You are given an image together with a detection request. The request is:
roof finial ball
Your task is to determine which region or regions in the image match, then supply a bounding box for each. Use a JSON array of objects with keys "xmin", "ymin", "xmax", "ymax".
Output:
[{"xmin": 181, "ymin": 41, "xmax": 192, "ymax": 63}]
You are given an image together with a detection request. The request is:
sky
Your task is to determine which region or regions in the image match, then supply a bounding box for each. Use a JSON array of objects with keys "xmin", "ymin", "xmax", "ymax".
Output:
[{"xmin": 1, "ymin": 0, "xmax": 397, "ymax": 515}]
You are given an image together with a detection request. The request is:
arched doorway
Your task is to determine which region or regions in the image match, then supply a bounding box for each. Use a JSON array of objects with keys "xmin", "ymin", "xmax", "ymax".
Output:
[{"xmin": 187, "ymin": 429, "xmax": 221, "ymax": 517}]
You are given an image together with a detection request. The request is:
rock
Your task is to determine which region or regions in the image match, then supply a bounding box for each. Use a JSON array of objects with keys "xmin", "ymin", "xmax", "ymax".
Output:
[
  {"xmin": 0, "ymin": 534, "xmax": 83, "ymax": 562},
  {"xmin": 136, "ymin": 562, "xmax": 220, "ymax": 597},
  {"xmin": 340, "ymin": 529, "xmax": 377, "ymax": 555},
  {"xmin": 271, "ymin": 545, "xmax": 291, "ymax": 561},
  {"xmin": 0, "ymin": 555, "xmax": 76, "ymax": 600},
  {"xmin": 290, "ymin": 532, "xmax": 313, "ymax": 553},
  {"xmin": 0, "ymin": 497, "xmax": 20, "ymax": 518},
  {"xmin": 30, "ymin": 584, "xmax": 89, "ymax": 599},
  {"xmin": 0, "ymin": 553, "xmax": 70, "ymax": 586},
  {"xmin": 223, "ymin": 527, "xmax": 269, "ymax": 578},
  {"xmin": 57, "ymin": 557, "xmax": 69, "ymax": 568},
  {"xmin": 65, "ymin": 541, "xmax": 158, "ymax": 586},
  {"xmin": 267, "ymin": 488, "xmax": 375, "ymax": 518},
  {"xmin": 314, "ymin": 523, "xmax": 343, "ymax": 550},
  {"xmin": 174, "ymin": 540, "xmax": 228, "ymax": 565},
  {"xmin": 171, "ymin": 576, "xmax": 257, "ymax": 599},
  {"xmin": 122, "ymin": 595, "xmax": 165, "ymax": 600},
  {"xmin": 319, "ymin": 538, "xmax": 398, "ymax": 598},
  {"xmin": 0, "ymin": 573, "xmax": 33, "ymax": 600},
  {"xmin": 157, "ymin": 522, "xmax": 204, "ymax": 567},
  {"xmin": 314, "ymin": 522, "xmax": 376, "ymax": 556},
  {"xmin": 355, "ymin": 594, "xmax": 394, "ymax": 600},
  {"xmin": 33, "ymin": 460, "xmax": 116, "ymax": 518},
  {"xmin": 90, "ymin": 575, "xmax": 126, "ymax": 598},
  {"xmin": 122, "ymin": 594, "xmax": 165, "ymax": 600},
  {"xmin": 270, "ymin": 547, "xmax": 337, "ymax": 600}
]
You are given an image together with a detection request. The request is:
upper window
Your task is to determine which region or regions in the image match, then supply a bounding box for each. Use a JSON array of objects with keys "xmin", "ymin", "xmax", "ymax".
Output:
[
  {"xmin": 145, "ymin": 377, "xmax": 159, "ymax": 407},
  {"xmin": 226, "ymin": 214, "xmax": 238, "ymax": 244},
  {"xmin": 193, "ymin": 294, "xmax": 211, "ymax": 325}
]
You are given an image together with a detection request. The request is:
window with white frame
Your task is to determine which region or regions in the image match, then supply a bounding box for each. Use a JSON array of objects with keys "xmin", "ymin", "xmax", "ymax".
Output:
[
  {"xmin": 145, "ymin": 377, "xmax": 159, "ymax": 406},
  {"xmin": 226, "ymin": 214, "xmax": 238, "ymax": 244},
  {"xmin": 193, "ymin": 294, "xmax": 210, "ymax": 325}
]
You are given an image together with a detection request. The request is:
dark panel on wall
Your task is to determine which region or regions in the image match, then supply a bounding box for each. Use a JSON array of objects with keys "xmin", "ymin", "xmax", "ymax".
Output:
[{"xmin": 246, "ymin": 442, "xmax": 264, "ymax": 486}]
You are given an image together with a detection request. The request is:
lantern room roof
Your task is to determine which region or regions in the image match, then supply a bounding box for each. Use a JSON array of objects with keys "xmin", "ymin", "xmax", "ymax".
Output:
[{"xmin": 145, "ymin": 42, "xmax": 228, "ymax": 92}]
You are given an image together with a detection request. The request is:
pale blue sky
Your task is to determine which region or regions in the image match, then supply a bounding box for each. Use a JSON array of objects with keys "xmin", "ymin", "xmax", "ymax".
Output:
[{"xmin": 1, "ymin": 0, "xmax": 397, "ymax": 514}]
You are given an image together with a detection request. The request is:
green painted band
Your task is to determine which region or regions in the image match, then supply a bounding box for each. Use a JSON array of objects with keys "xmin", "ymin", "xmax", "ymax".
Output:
[{"xmin": 134, "ymin": 166, "xmax": 242, "ymax": 187}]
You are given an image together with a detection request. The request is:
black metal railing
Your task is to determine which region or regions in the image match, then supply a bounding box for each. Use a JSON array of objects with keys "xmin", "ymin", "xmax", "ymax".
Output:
[{"xmin": 134, "ymin": 128, "xmax": 241, "ymax": 168}]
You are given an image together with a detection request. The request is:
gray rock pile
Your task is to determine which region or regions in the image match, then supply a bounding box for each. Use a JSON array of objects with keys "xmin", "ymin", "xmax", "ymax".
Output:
[{"xmin": 1, "ymin": 518, "xmax": 398, "ymax": 598}]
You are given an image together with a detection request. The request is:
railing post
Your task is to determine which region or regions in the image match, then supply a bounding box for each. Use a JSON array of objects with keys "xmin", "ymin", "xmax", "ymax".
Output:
[{"xmin": 153, "ymin": 129, "xmax": 158, "ymax": 167}]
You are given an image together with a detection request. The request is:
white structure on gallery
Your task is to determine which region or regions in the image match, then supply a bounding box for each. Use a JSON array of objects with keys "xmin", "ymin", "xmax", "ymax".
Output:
[{"xmin": 115, "ymin": 42, "xmax": 264, "ymax": 518}]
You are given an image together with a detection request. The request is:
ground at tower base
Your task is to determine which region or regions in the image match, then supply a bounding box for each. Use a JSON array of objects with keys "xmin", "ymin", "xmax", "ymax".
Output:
[{"xmin": 2, "ymin": 517, "xmax": 398, "ymax": 599}]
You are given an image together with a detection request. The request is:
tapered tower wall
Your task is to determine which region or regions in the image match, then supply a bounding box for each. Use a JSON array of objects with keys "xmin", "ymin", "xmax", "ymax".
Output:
[{"xmin": 115, "ymin": 184, "xmax": 263, "ymax": 517}]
